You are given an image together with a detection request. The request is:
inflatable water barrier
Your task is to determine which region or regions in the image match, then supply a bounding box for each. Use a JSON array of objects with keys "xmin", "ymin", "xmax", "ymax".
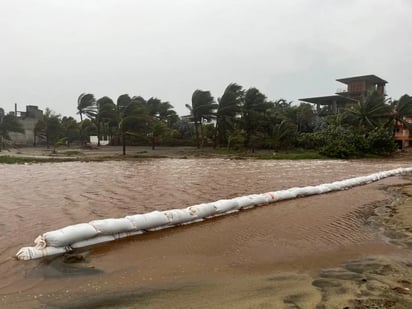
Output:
[{"xmin": 15, "ymin": 167, "xmax": 412, "ymax": 260}]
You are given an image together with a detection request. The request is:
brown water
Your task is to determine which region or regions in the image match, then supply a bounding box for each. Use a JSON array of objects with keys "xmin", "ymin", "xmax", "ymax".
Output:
[{"xmin": 1, "ymin": 158, "xmax": 411, "ymax": 308}]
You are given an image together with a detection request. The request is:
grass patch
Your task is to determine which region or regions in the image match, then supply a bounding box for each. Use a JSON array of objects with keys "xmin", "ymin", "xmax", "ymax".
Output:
[
  {"xmin": 60, "ymin": 150, "xmax": 85, "ymax": 156},
  {"xmin": 0, "ymin": 155, "xmax": 50, "ymax": 164},
  {"xmin": 0, "ymin": 155, "xmax": 80, "ymax": 164},
  {"xmin": 132, "ymin": 154, "xmax": 169, "ymax": 159},
  {"xmin": 208, "ymin": 148, "xmax": 327, "ymax": 160},
  {"xmin": 256, "ymin": 152, "xmax": 327, "ymax": 160}
]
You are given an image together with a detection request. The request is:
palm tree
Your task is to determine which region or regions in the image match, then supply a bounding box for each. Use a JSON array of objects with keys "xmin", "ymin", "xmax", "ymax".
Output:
[
  {"xmin": 117, "ymin": 94, "xmax": 132, "ymax": 154},
  {"xmin": 95, "ymin": 96, "xmax": 117, "ymax": 146},
  {"xmin": 146, "ymin": 98, "xmax": 178, "ymax": 149},
  {"xmin": 158, "ymin": 101, "xmax": 178, "ymax": 127},
  {"xmin": 186, "ymin": 89, "xmax": 217, "ymax": 148},
  {"xmin": 270, "ymin": 119, "xmax": 297, "ymax": 151},
  {"xmin": 77, "ymin": 93, "xmax": 96, "ymax": 144},
  {"xmin": 117, "ymin": 95, "xmax": 154, "ymax": 155},
  {"xmin": 77, "ymin": 93, "xmax": 96, "ymax": 122},
  {"xmin": 216, "ymin": 83, "xmax": 244, "ymax": 147},
  {"xmin": 146, "ymin": 98, "xmax": 164, "ymax": 148},
  {"xmin": 117, "ymin": 94, "xmax": 132, "ymax": 116},
  {"xmin": 242, "ymin": 87, "xmax": 268, "ymax": 151},
  {"xmin": 345, "ymin": 91, "xmax": 391, "ymax": 134}
]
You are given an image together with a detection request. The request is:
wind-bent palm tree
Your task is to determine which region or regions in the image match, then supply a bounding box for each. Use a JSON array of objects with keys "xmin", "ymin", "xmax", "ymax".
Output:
[
  {"xmin": 216, "ymin": 83, "xmax": 244, "ymax": 147},
  {"xmin": 117, "ymin": 95, "xmax": 155, "ymax": 155},
  {"xmin": 77, "ymin": 93, "xmax": 96, "ymax": 144},
  {"xmin": 95, "ymin": 96, "xmax": 117, "ymax": 146},
  {"xmin": 117, "ymin": 94, "xmax": 145, "ymax": 155},
  {"xmin": 117, "ymin": 94, "xmax": 132, "ymax": 116},
  {"xmin": 117, "ymin": 94, "xmax": 132, "ymax": 153},
  {"xmin": 77, "ymin": 93, "xmax": 96, "ymax": 122},
  {"xmin": 146, "ymin": 98, "xmax": 178, "ymax": 149},
  {"xmin": 158, "ymin": 101, "xmax": 178, "ymax": 127},
  {"xmin": 242, "ymin": 87, "xmax": 268, "ymax": 150},
  {"xmin": 345, "ymin": 91, "xmax": 391, "ymax": 134},
  {"xmin": 186, "ymin": 89, "xmax": 217, "ymax": 148}
]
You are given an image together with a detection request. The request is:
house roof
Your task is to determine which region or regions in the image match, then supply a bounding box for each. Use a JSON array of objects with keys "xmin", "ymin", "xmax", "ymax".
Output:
[
  {"xmin": 299, "ymin": 95, "xmax": 357, "ymax": 105},
  {"xmin": 336, "ymin": 74, "xmax": 387, "ymax": 85}
]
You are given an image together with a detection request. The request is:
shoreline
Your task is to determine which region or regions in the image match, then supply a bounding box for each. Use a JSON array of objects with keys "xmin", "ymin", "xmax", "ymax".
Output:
[
  {"xmin": 0, "ymin": 146, "xmax": 203, "ymax": 162},
  {"xmin": 309, "ymin": 180, "xmax": 412, "ymax": 308},
  {"xmin": 70, "ymin": 182, "xmax": 412, "ymax": 309},
  {"xmin": 2, "ymin": 145, "xmax": 408, "ymax": 163},
  {"xmin": 14, "ymin": 178, "xmax": 412, "ymax": 309}
]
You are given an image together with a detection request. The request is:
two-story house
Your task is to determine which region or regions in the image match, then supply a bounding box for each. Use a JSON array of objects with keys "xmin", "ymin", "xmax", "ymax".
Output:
[
  {"xmin": 300, "ymin": 74, "xmax": 387, "ymax": 114},
  {"xmin": 300, "ymin": 75, "xmax": 412, "ymax": 149}
]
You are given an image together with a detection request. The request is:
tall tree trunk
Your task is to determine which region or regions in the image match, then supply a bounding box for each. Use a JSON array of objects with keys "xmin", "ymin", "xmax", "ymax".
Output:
[
  {"xmin": 194, "ymin": 121, "xmax": 200, "ymax": 149},
  {"xmin": 213, "ymin": 121, "xmax": 219, "ymax": 149},
  {"xmin": 122, "ymin": 131, "xmax": 126, "ymax": 155},
  {"xmin": 97, "ymin": 120, "xmax": 101, "ymax": 147},
  {"xmin": 79, "ymin": 113, "xmax": 84, "ymax": 144},
  {"xmin": 200, "ymin": 122, "xmax": 204, "ymax": 148}
]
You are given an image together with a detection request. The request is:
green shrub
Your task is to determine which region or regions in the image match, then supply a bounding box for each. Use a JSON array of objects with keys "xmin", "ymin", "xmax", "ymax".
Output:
[
  {"xmin": 228, "ymin": 131, "xmax": 246, "ymax": 150},
  {"xmin": 365, "ymin": 128, "xmax": 397, "ymax": 155},
  {"xmin": 296, "ymin": 132, "xmax": 326, "ymax": 150},
  {"xmin": 319, "ymin": 126, "xmax": 363, "ymax": 158}
]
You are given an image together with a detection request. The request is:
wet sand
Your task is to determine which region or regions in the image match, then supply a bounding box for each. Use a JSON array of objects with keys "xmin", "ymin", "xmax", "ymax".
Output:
[
  {"xmin": 50, "ymin": 181, "xmax": 412, "ymax": 309},
  {"xmin": 310, "ymin": 181, "xmax": 412, "ymax": 309}
]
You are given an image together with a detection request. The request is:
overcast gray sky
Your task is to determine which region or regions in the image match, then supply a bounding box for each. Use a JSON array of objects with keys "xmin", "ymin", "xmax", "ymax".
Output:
[{"xmin": 1, "ymin": 0, "xmax": 411, "ymax": 118}]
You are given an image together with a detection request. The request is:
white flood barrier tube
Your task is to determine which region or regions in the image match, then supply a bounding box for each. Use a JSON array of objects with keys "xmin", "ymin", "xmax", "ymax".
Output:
[{"xmin": 15, "ymin": 167, "xmax": 412, "ymax": 260}]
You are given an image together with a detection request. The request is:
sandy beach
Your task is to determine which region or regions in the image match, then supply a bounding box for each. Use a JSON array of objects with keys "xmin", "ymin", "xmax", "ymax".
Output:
[
  {"xmin": 58, "ymin": 181, "xmax": 412, "ymax": 309},
  {"xmin": 309, "ymin": 182, "xmax": 412, "ymax": 309}
]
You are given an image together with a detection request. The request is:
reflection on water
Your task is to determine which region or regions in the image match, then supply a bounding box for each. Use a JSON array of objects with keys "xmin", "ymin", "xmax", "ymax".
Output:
[{"xmin": 1, "ymin": 158, "xmax": 411, "ymax": 306}]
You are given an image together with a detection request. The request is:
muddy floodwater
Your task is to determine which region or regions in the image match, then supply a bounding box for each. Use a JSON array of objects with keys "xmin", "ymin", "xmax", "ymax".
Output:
[{"xmin": 1, "ymin": 158, "xmax": 412, "ymax": 308}]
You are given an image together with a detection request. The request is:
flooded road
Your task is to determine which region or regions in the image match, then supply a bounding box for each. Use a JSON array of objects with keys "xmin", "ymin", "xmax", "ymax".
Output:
[{"xmin": 1, "ymin": 158, "xmax": 412, "ymax": 308}]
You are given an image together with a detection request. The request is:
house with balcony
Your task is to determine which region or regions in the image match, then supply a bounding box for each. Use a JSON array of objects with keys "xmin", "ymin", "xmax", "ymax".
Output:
[
  {"xmin": 300, "ymin": 75, "xmax": 412, "ymax": 149},
  {"xmin": 300, "ymin": 74, "xmax": 387, "ymax": 114},
  {"xmin": 394, "ymin": 118, "xmax": 412, "ymax": 149}
]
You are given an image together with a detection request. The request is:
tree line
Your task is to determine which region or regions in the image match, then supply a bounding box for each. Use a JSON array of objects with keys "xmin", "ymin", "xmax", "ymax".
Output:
[
  {"xmin": 1, "ymin": 83, "xmax": 411, "ymax": 158},
  {"xmin": 187, "ymin": 83, "xmax": 412, "ymax": 158}
]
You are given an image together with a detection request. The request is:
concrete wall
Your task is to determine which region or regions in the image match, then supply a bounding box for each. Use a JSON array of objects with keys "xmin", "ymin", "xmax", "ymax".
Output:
[{"xmin": 8, "ymin": 106, "xmax": 44, "ymax": 146}]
